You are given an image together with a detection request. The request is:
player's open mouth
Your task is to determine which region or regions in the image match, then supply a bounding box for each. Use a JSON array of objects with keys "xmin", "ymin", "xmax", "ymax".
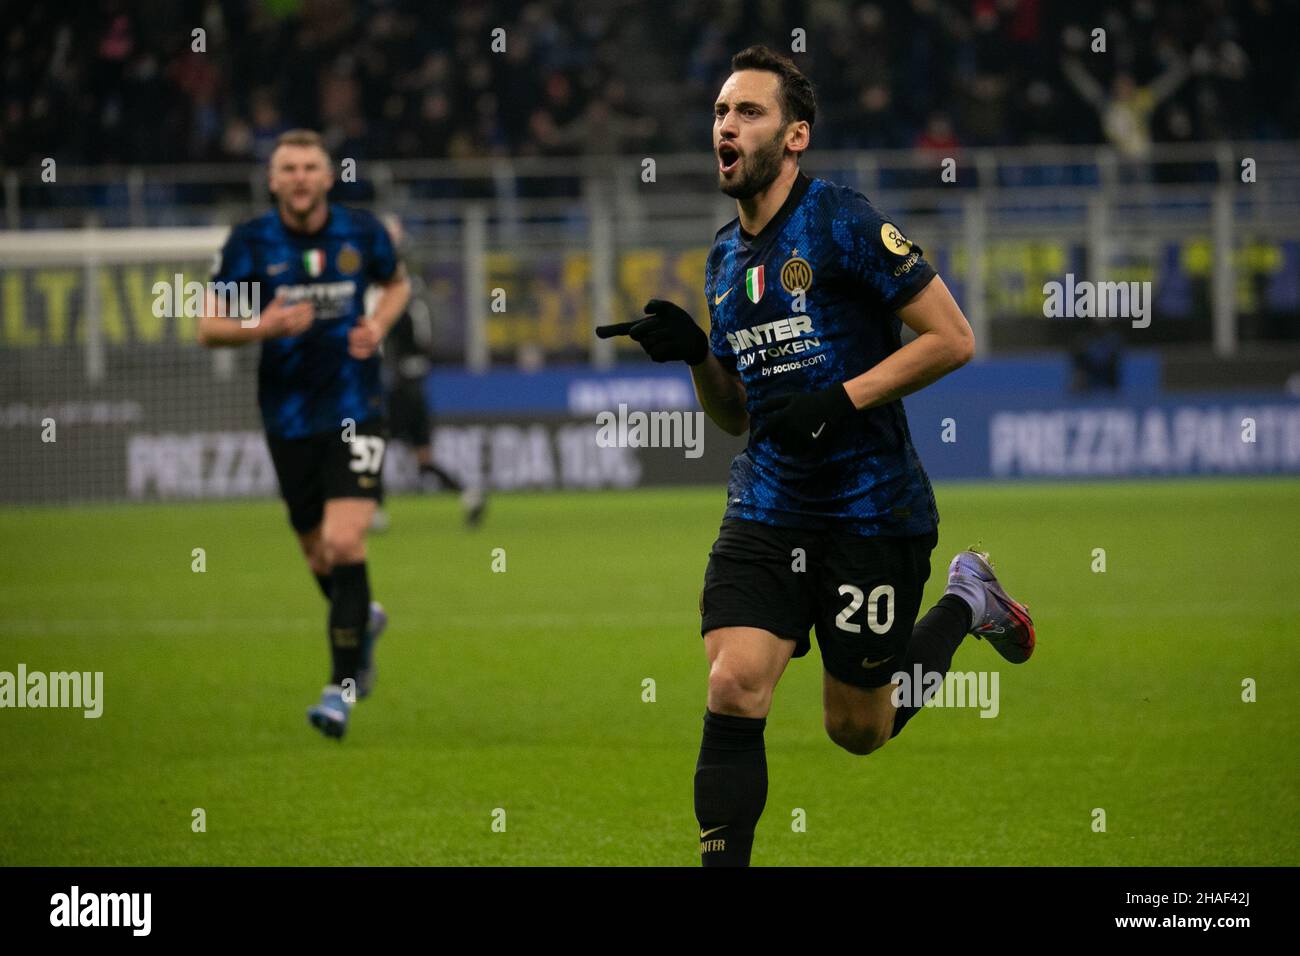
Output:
[{"xmin": 718, "ymin": 143, "xmax": 741, "ymax": 175}]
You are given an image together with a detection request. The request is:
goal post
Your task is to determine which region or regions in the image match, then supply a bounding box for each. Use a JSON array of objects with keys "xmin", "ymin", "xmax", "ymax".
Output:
[{"xmin": 0, "ymin": 226, "xmax": 264, "ymax": 505}]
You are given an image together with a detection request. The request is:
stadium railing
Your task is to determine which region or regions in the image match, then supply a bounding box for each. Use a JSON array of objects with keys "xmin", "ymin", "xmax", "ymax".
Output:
[{"xmin": 2, "ymin": 143, "xmax": 1299, "ymax": 504}]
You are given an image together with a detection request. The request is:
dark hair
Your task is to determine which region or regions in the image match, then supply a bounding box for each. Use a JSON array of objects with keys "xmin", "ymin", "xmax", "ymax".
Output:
[{"xmin": 730, "ymin": 45, "xmax": 816, "ymax": 129}]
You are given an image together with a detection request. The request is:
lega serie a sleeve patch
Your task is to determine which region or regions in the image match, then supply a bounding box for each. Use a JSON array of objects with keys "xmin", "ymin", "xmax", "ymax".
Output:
[{"xmin": 833, "ymin": 192, "xmax": 936, "ymax": 312}]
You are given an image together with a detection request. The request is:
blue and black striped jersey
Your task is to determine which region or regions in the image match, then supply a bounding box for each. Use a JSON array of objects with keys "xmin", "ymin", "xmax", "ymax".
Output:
[
  {"xmin": 212, "ymin": 204, "xmax": 399, "ymax": 439},
  {"xmin": 705, "ymin": 171, "xmax": 939, "ymax": 536}
]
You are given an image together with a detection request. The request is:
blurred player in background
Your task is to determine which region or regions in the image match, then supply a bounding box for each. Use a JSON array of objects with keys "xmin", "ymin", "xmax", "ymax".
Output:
[
  {"xmin": 369, "ymin": 213, "xmax": 487, "ymax": 532},
  {"xmin": 197, "ymin": 129, "xmax": 411, "ymax": 740},
  {"xmin": 599, "ymin": 47, "xmax": 1035, "ymax": 866}
]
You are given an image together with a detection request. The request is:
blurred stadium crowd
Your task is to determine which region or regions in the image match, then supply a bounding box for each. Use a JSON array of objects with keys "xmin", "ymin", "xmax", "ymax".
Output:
[{"xmin": 2, "ymin": 0, "xmax": 1295, "ymax": 169}]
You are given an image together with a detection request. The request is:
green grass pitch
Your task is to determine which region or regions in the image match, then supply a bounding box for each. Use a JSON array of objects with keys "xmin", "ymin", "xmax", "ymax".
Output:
[{"xmin": 1, "ymin": 480, "xmax": 1296, "ymax": 866}]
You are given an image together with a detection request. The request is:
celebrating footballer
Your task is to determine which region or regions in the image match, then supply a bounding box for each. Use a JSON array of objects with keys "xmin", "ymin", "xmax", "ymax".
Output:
[{"xmin": 599, "ymin": 46, "xmax": 1036, "ymax": 867}]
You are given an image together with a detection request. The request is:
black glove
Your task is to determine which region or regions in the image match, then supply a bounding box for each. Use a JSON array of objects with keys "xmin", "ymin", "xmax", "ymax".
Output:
[
  {"xmin": 750, "ymin": 384, "xmax": 857, "ymax": 456},
  {"xmin": 595, "ymin": 299, "xmax": 709, "ymax": 365}
]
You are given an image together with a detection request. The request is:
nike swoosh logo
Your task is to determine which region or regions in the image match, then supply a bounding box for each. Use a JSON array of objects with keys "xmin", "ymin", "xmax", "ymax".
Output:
[
  {"xmin": 699, "ymin": 826, "xmax": 727, "ymax": 839},
  {"xmin": 267, "ymin": 262, "xmax": 290, "ymax": 275},
  {"xmin": 714, "ymin": 287, "xmax": 733, "ymax": 305},
  {"xmin": 862, "ymin": 656, "xmax": 893, "ymax": 669},
  {"xmin": 810, "ymin": 422, "xmax": 826, "ymax": 438}
]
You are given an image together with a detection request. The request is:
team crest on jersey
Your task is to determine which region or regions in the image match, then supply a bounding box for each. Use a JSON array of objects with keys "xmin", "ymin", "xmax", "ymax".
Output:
[
  {"xmin": 780, "ymin": 256, "xmax": 813, "ymax": 294},
  {"xmin": 336, "ymin": 244, "xmax": 361, "ymax": 275},
  {"xmin": 880, "ymin": 223, "xmax": 913, "ymax": 256},
  {"xmin": 302, "ymin": 249, "xmax": 325, "ymax": 277},
  {"xmin": 745, "ymin": 266, "xmax": 765, "ymax": 303}
]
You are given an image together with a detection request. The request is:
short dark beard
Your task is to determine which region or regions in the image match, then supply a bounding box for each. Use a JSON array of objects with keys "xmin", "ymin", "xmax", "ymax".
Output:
[{"xmin": 719, "ymin": 124, "xmax": 787, "ymax": 200}]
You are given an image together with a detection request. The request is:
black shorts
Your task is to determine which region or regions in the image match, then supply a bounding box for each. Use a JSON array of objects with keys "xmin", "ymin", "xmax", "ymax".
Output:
[
  {"xmin": 266, "ymin": 418, "xmax": 387, "ymax": 533},
  {"xmin": 700, "ymin": 518, "xmax": 938, "ymax": 689},
  {"xmin": 387, "ymin": 379, "xmax": 431, "ymax": 447}
]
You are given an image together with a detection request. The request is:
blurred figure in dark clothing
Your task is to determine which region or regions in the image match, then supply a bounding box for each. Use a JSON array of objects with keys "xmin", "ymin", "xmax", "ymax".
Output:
[
  {"xmin": 372, "ymin": 214, "xmax": 486, "ymax": 531},
  {"xmin": 1070, "ymin": 316, "xmax": 1125, "ymax": 392}
]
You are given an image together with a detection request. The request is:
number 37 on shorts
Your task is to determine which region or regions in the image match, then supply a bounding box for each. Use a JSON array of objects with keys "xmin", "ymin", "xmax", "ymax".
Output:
[{"xmin": 348, "ymin": 434, "xmax": 386, "ymax": 475}]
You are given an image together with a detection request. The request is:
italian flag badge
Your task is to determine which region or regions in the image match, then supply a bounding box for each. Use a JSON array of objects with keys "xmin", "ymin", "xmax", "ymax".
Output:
[
  {"xmin": 745, "ymin": 265, "xmax": 765, "ymax": 303},
  {"xmin": 303, "ymin": 249, "xmax": 325, "ymax": 277}
]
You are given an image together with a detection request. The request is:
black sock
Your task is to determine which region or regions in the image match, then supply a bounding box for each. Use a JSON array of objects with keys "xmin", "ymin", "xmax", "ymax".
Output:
[
  {"xmin": 314, "ymin": 573, "xmax": 332, "ymax": 601},
  {"xmin": 694, "ymin": 710, "xmax": 768, "ymax": 867},
  {"xmin": 419, "ymin": 461, "xmax": 463, "ymax": 492},
  {"xmin": 328, "ymin": 562, "xmax": 370, "ymax": 686},
  {"xmin": 891, "ymin": 594, "xmax": 970, "ymax": 738}
]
